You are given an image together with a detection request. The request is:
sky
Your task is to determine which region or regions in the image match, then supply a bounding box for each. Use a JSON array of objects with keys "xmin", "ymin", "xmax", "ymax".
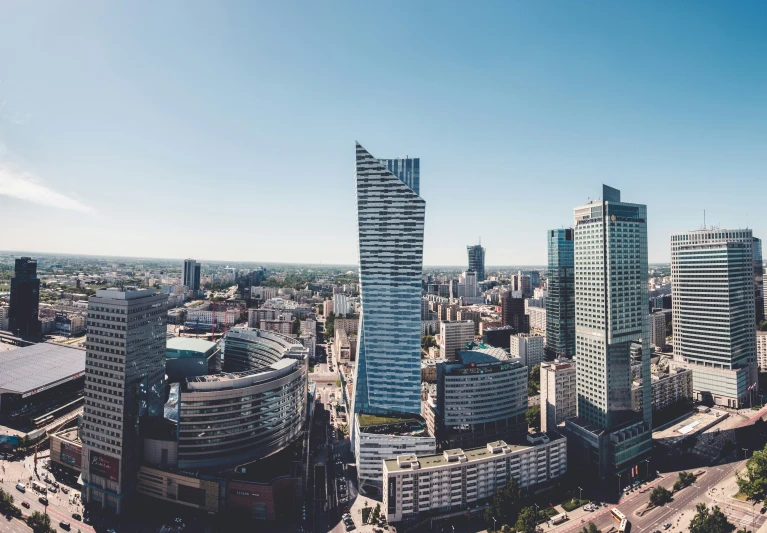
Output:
[{"xmin": 1, "ymin": 2, "xmax": 766, "ymax": 266}]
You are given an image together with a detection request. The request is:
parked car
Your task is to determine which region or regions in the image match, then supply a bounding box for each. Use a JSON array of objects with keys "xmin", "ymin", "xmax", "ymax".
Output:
[
  {"xmin": 71, "ymin": 513, "xmax": 82, "ymax": 521},
  {"xmin": 59, "ymin": 521, "xmax": 71, "ymax": 531},
  {"xmin": 15, "ymin": 483, "xmax": 25, "ymax": 493},
  {"xmin": 21, "ymin": 501, "xmax": 30, "ymax": 508},
  {"xmin": 39, "ymin": 496, "xmax": 49, "ymax": 505}
]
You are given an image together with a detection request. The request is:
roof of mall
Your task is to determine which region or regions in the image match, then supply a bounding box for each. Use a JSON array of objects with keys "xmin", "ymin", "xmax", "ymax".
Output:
[{"xmin": 0, "ymin": 343, "xmax": 85, "ymax": 396}]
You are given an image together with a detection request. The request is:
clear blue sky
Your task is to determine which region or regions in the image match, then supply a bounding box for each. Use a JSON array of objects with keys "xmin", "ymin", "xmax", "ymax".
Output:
[{"xmin": 1, "ymin": 2, "xmax": 766, "ymax": 265}]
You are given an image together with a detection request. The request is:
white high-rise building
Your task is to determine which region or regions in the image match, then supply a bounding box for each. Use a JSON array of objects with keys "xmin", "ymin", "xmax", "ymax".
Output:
[
  {"xmin": 757, "ymin": 331, "xmax": 767, "ymax": 372},
  {"xmin": 81, "ymin": 288, "xmax": 168, "ymax": 513},
  {"xmin": 333, "ymin": 293, "xmax": 350, "ymax": 316},
  {"xmin": 510, "ymin": 333, "xmax": 545, "ymax": 370},
  {"xmin": 649, "ymin": 312, "xmax": 667, "ymax": 349},
  {"xmin": 671, "ymin": 228, "xmax": 758, "ymax": 407},
  {"xmin": 540, "ymin": 360, "xmax": 577, "ymax": 432},
  {"xmin": 565, "ymin": 185, "xmax": 651, "ymax": 481},
  {"xmin": 439, "ymin": 320, "xmax": 475, "ymax": 359}
]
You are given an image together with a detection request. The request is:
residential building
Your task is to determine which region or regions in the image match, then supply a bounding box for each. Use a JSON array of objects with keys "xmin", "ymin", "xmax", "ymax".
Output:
[
  {"xmin": 428, "ymin": 346, "xmax": 528, "ymax": 449},
  {"xmin": 467, "ymin": 242, "xmax": 486, "ymax": 282},
  {"xmin": 354, "ymin": 413, "xmax": 435, "ymax": 495},
  {"xmin": 500, "ymin": 294, "xmax": 529, "ymax": 333},
  {"xmin": 671, "ymin": 228, "xmax": 758, "ymax": 407},
  {"xmin": 757, "ymin": 331, "xmax": 767, "ymax": 372},
  {"xmin": 352, "ymin": 143, "xmax": 425, "ymax": 421},
  {"xmin": 323, "ymin": 299, "xmax": 334, "ymax": 317},
  {"xmin": 335, "ymin": 328, "xmax": 352, "ymax": 361},
  {"xmin": 182, "ymin": 259, "xmax": 201, "ymax": 293},
  {"xmin": 457, "ymin": 270, "xmax": 480, "ymax": 301},
  {"xmin": 81, "ymin": 288, "xmax": 168, "ymax": 514},
  {"xmin": 649, "ymin": 311, "xmax": 667, "ymax": 349},
  {"xmin": 456, "ymin": 308, "xmax": 480, "ymax": 333},
  {"xmin": 510, "ymin": 273, "xmax": 532, "ymax": 298},
  {"xmin": 525, "ymin": 304, "xmax": 546, "ymax": 334},
  {"xmin": 439, "ymin": 321, "xmax": 474, "ymax": 359},
  {"xmin": 510, "ymin": 334, "xmax": 545, "ymax": 370},
  {"xmin": 383, "ymin": 434, "xmax": 567, "ymax": 523},
  {"xmin": 0, "ymin": 306, "xmax": 8, "ymax": 331},
  {"xmin": 261, "ymin": 316, "xmax": 293, "ymax": 336},
  {"xmin": 631, "ymin": 367, "xmax": 693, "ymax": 414},
  {"xmin": 565, "ymin": 185, "xmax": 652, "ymax": 481},
  {"xmin": 334, "ymin": 293, "xmax": 351, "ymax": 316},
  {"xmin": 8, "ymin": 257, "xmax": 41, "ymax": 337},
  {"xmin": 540, "ymin": 360, "xmax": 576, "ymax": 433},
  {"xmin": 546, "ymin": 229, "xmax": 575, "ymax": 359},
  {"xmin": 335, "ymin": 317, "xmax": 359, "ymax": 335}
]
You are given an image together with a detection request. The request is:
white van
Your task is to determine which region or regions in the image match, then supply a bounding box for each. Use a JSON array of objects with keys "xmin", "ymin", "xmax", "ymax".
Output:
[{"xmin": 16, "ymin": 483, "xmax": 26, "ymax": 493}]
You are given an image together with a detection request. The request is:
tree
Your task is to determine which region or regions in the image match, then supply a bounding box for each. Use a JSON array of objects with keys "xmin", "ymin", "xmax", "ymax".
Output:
[
  {"xmin": 421, "ymin": 335, "xmax": 437, "ymax": 350},
  {"xmin": 736, "ymin": 443, "xmax": 767, "ymax": 500},
  {"xmin": 0, "ymin": 488, "xmax": 21, "ymax": 518},
  {"xmin": 759, "ymin": 320, "xmax": 767, "ymax": 332},
  {"xmin": 514, "ymin": 506, "xmax": 538, "ymax": 533},
  {"xmin": 582, "ymin": 523, "xmax": 601, "ymax": 533},
  {"xmin": 485, "ymin": 477, "xmax": 523, "ymax": 528},
  {"xmin": 674, "ymin": 471, "xmax": 696, "ymax": 492},
  {"xmin": 372, "ymin": 503, "xmax": 381, "ymax": 522},
  {"xmin": 529, "ymin": 364, "xmax": 541, "ymax": 384},
  {"xmin": 526, "ymin": 405, "xmax": 541, "ymax": 432},
  {"xmin": 689, "ymin": 503, "xmax": 732, "ymax": 533},
  {"xmin": 27, "ymin": 511, "xmax": 53, "ymax": 533},
  {"xmin": 649, "ymin": 486, "xmax": 673, "ymax": 507}
]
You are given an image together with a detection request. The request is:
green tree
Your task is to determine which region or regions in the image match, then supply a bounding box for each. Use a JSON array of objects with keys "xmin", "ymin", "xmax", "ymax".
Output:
[
  {"xmin": 529, "ymin": 364, "xmax": 540, "ymax": 384},
  {"xmin": 372, "ymin": 503, "xmax": 381, "ymax": 522},
  {"xmin": 485, "ymin": 477, "xmax": 523, "ymax": 528},
  {"xmin": 689, "ymin": 503, "xmax": 732, "ymax": 533},
  {"xmin": 581, "ymin": 523, "xmax": 601, "ymax": 533},
  {"xmin": 649, "ymin": 486, "xmax": 673, "ymax": 507},
  {"xmin": 0, "ymin": 488, "xmax": 22, "ymax": 518},
  {"xmin": 514, "ymin": 506, "xmax": 538, "ymax": 533},
  {"xmin": 27, "ymin": 511, "xmax": 53, "ymax": 533},
  {"xmin": 736, "ymin": 443, "xmax": 767, "ymax": 500},
  {"xmin": 526, "ymin": 405, "xmax": 541, "ymax": 432},
  {"xmin": 674, "ymin": 471, "xmax": 696, "ymax": 492},
  {"xmin": 759, "ymin": 320, "xmax": 767, "ymax": 332},
  {"xmin": 421, "ymin": 335, "xmax": 437, "ymax": 350}
]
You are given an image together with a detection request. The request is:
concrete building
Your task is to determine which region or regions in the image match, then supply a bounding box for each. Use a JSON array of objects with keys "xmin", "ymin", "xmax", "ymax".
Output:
[
  {"xmin": 261, "ymin": 316, "xmax": 294, "ymax": 336},
  {"xmin": 323, "ymin": 299, "xmax": 334, "ymax": 317},
  {"xmin": 457, "ymin": 270, "xmax": 479, "ymax": 300},
  {"xmin": 510, "ymin": 334, "xmax": 545, "ymax": 370},
  {"xmin": 649, "ymin": 311, "xmax": 667, "ymax": 349},
  {"xmin": 758, "ymin": 331, "xmax": 767, "ymax": 372},
  {"xmin": 525, "ymin": 304, "xmax": 546, "ymax": 334},
  {"xmin": 467, "ymin": 242, "xmax": 486, "ymax": 282},
  {"xmin": 428, "ymin": 346, "xmax": 528, "ymax": 450},
  {"xmin": 354, "ymin": 413, "xmax": 436, "ymax": 495},
  {"xmin": 182, "ymin": 259, "xmax": 201, "ymax": 293},
  {"xmin": 383, "ymin": 434, "xmax": 567, "ymax": 524},
  {"xmin": 335, "ymin": 328, "xmax": 352, "ymax": 361},
  {"xmin": 565, "ymin": 185, "xmax": 651, "ymax": 482},
  {"xmin": 333, "ymin": 293, "xmax": 351, "ymax": 316},
  {"xmin": 671, "ymin": 228, "xmax": 758, "ymax": 407},
  {"xmin": 439, "ymin": 321, "xmax": 475, "ymax": 359},
  {"xmin": 456, "ymin": 308, "xmax": 480, "ymax": 333},
  {"xmin": 631, "ymin": 367, "xmax": 693, "ymax": 414},
  {"xmin": 165, "ymin": 337, "xmax": 220, "ymax": 382},
  {"xmin": 0, "ymin": 306, "xmax": 8, "ymax": 331},
  {"xmin": 81, "ymin": 288, "xmax": 168, "ymax": 514},
  {"xmin": 546, "ymin": 229, "xmax": 575, "ymax": 358},
  {"xmin": 500, "ymin": 294, "xmax": 529, "ymax": 333},
  {"xmin": 540, "ymin": 360, "xmax": 577, "ymax": 433}
]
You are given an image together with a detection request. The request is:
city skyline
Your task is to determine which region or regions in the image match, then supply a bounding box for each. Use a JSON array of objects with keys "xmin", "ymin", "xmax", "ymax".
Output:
[{"xmin": 2, "ymin": 3, "xmax": 766, "ymax": 264}]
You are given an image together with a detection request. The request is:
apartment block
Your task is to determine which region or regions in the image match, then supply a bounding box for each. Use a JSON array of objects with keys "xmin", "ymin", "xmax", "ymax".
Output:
[
  {"xmin": 439, "ymin": 321, "xmax": 474, "ymax": 359},
  {"xmin": 509, "ymin": 334, "xmax": 545, "ymax": 370},
  {"xmin": 540, "ymin": 360, "xmax": 576, "ymax": 433}
]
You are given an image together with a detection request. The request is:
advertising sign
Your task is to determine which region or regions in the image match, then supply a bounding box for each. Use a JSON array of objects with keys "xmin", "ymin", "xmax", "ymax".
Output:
[
  {"xmin": 59, "ymin": 443, "xmax": 82, "ymax": 468},
  {"xmin": 90, "ymin": 451, "xmax": 119, "ymax": 482}
]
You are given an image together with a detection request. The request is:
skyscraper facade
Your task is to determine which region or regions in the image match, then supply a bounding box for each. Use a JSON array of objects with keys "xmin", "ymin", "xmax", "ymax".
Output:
[
  {"xmin": 671, "ymin": 229, "xmax": 758, "ymax": 407},
  {"xmin": 467, "ymin": 242, "xmax": 486, "ymax": 282},
  {"xmin": 352, "ymin": 143, "xmax": 425, "ymax": 418},
  {"xmin": 545, "ymin": 229, "xmax": 575, "ymax": 358},
  {"xmin": 183, "ymin": 259, "xmax": 201, "ymax": 292},
  {"xmin": 81, "ymin": 288, "xmax": 168, "ymax": 513},
  {"xmin": 8, "ymin": 257, "xmax": 41, "ymax": 337},
  {"xmin": 565, "ymin": 185, "xmax": 651, "ymax": 480},
  {"xmin": 501, "ymin": 294, "xmax": 529, "ymax": 333},
  {"xmin": 754, "ymin": 237, "xmax": 765, "ymax": 325}
]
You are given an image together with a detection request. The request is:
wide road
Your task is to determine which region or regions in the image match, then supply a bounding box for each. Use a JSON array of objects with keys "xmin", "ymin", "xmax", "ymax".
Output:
[{"xmin": 549, "ymin": 458, "xmax": 765, "ymax": 533}]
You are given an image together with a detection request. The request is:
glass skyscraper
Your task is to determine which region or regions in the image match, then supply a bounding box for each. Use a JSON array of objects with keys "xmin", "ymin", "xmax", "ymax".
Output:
[
  {"xmin": 467, "ymin": 242, "xmax": 486, "ymax": 282},
  {"xmin": 8, "ymin": 257, "xmax": 41, "ymax": 337},
  {"xmin": 545, "ymin": 229, "xmax": 575, "ymax": 358},
  {"xmin": 352, "ymin": 142, "xmax": 425, "ymax": 417}
]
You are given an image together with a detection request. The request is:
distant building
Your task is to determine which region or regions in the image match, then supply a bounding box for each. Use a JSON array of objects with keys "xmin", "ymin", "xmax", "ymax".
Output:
[
  {"xmin": 54, "ymin": 313, "xmax": 85, "ymax": 336},
  {"xmin": 333, "ymin": 293, "xmax": 350, "ymax": 316},
  {"xmin": 540, "ymin": 360, "xmax": 576, "ymax": 433},
  {"xmin": 758, "ymin": 332, "xmax": 767, "ymax": 372},
  {"xmin": 482, "ymin": 325, "xmax": 516, "ymax": 348},
  {"xmin": 526, "ymin": 304, "xmax": 546, "ymax": 334},
  {"xmin": 510, "ymin": 334, "xmax": 545, "ymax": 370},
  {"xmin": 649, "ymin": 312, "xmax": 667, "ymax": 349},
  {"xmin": 335, "ymin": 328, "xmax": 352, "ymax": 361},
  {"xmin": 0, "ymin": 306, "xmax": 8, "ymax": 331},
  {"xmin": 439, "ymin": 320, "xmax": 474, "ymax": 359},
  {"xmin": 501, "ymin": 294, "xmax": 529, "ymax": 333},
  {"xmin": 383, "ymin": 435, "xmax": 567, "ymax": 524},
  {"xmin": 632, "ymin": 367, "xmax": 693, "ymax": 414},
  {"xmin": 545, "ymin": 229, "xmax": 575, "ymax": 359},
  {"xmin": 467, "ymin": 242, "xmax": 486, "ymax": 282},
  {"xmin": 323, "ymin": 299, "xmax": 334, "ymax": 317},
  {"xmin": 8, "ymin": 257, "xmax": 41, "ymax": 337},
  {"xmin": 183, "ymin": 259, "xmax": 201, "ymax": 293},
  {"xmin": 456, "ymin": 308, "xmax": 481, "ymax": 333}
]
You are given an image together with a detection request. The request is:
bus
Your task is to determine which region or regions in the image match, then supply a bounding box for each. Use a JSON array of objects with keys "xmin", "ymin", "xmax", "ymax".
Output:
[
  {"xmin": 33, "ymin": 415, "xmax": 54, "ymax": 428},
  {"xmin": 611, "ymin": 508, "xmax": 629, "ymax": 532},
  {"xmin": 549, "ymin": 512, "xmax": 568, "ymax": 525}
]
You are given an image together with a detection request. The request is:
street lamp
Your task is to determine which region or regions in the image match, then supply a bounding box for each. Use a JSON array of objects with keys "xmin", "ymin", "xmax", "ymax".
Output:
[
  {"xmin": 743, "ymin": 448, "xmax": 749, "ymax": 461},
  {"xmin": 617, "ymin": 473, "xmax": 622, "ymax": 495},
  {"xmin": 534, "ymin": 503, "xmax": 539, "ymax": 524},
  {"xmin": 644, "ymin": 458, "xmax": 651, "ymax": 479},
  {"xmin": 578, "ymin": 486, "xmax": 583, "ymax": 502},
  {"xmin": 492, "ymin": 517, "xmax": 497, "ymax": 532}
]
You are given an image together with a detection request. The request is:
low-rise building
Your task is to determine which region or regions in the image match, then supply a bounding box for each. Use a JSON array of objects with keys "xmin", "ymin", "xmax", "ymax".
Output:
[{"xmin": 383, "ymin": 433, "xmax": 567, "ymax": 523}]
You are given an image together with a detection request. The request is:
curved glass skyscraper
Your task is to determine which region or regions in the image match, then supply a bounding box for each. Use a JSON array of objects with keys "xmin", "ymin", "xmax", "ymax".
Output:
[{"xmin": 352, "ymin": 142, "xmax": 425, "ymax": 417}]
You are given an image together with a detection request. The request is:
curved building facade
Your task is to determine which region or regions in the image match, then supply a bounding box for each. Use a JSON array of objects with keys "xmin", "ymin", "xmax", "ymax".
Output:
[{"xmin": 175, "ymin": 328, "xmax": 308, "ymax": 469}]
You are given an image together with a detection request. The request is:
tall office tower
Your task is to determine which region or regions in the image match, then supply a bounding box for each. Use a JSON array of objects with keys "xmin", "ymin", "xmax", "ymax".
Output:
[
  {"xmin": 540, "ymin": 360, "xmax": 577, "ymax": 433},
  {"xmin": 510, "ymin": 333, "xmax": 545, "ymax": 370},
  {"xmin": 500, "ymin": 294, "xmax": 529, "ymax": 333},
  {"xmin": 81, "ymin": 288, "xmax": 168, "ymax": 513},
  {"xmin": 8, "ymin": 257, "xmax": 41, "ymax": 337},
  {"xmin": 352, "ymin": 143, "xmax": 425, "ymax": 418},
  {"xmin": 458, "ymin": 270, "xmax": 479, "ymax": 299},
  {"xmin": 565, "ymin": 185, "xmax": 651, "ymax": 481},
  {"xmin": 467, "ymin": 242, "xmax": 486, "ymax": 282},
  {"xmin": 182, "ymin": 259, "xmax": 201, "ymax": 292},
  {"xmin": 671, "ymin": 229, "xmax": 758, "ymax": 407},
  {"xmin": 439, "ymin": 320, "xmax": 475, "ymax": 359},
  {"xmin": 754, "ymin": 237, "xmax": 765, "ymax": 324},
  {"xmin": 649, "ymin": 311, "xmax": 667, "ymax": 349},
  {"xmin": 546, "ymin": 229, "xmax": 575, "ymax": 359}
]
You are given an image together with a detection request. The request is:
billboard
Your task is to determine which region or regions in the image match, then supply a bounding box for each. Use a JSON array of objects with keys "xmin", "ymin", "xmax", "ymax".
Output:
[
  {"xmin": 59, "ymin": 442, "xmax": 82, "ymax": 468},
  {"xmin": 89, "ymin": 451, "xmax": 119, "ymax": 482}
]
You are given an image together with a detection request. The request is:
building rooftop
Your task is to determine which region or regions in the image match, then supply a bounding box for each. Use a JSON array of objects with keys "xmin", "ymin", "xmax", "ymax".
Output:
[
  {"xmin": 356, "ymin": 413, "xmax": 428, "ymax": 436},
  {"xmin": 54, "ymin": 427, "xmax": 81, "ymax": 445},
  {"xmin": 166, "ymin": 337, "xmax": 218, "ymax": 358},
  {"xmin": 0, "ymin": 343, "xmax": 85, "ymax": 396}
]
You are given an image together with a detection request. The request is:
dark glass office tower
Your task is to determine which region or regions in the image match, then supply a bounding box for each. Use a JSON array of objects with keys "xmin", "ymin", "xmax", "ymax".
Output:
[
  {"xmin": 467, "ymin": 242, "xmax": 486, "ymax": 282},
  {"xmin": 501, "ymin": 294, "xmax": 529, "ymax": 333},
  {"xmin": 9, "ymin": 257, "xmax": 41, "ymax": 337},
  {"xmin": 546, "ymin": 229, "xmax": 575, "ymax": 358},
  {"xmin": 754, "ymin": 237, "xmax": 764, "ymax": 324}
]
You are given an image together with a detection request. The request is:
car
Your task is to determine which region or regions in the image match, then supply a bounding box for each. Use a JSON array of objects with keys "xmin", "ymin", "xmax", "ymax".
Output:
[
  {"xmin": 48, "ymin": 486, "xmax": 58, "ymax": 493},
  {"xmin": 59, "ymin": 521, "xmax": 71, "ymax": 531},
  {"xmin": 39, "ymin": 496, "xmax": 48, "ymax": 505},
  {"xmin": 16, "ymin": 483, "xmax": 25, "ymax": 493},
  {"xmin": 61, "ymin": 486, "xmax": 69, "ymax": 494},
  {"xmin": 72, "ymin": 513, "xmax": 82, "ymax": 521},
  {"xmin": 761, "ymin": 507, "xmax": 766, "ymax": 514},
  {"xmin": 21, "ymin": 501, "xmax": 30, "ymax": 508},
  {"xmin": 345, "ymin": 525, "xmax": 356, "ymax": 532},
  {"xmin": 663, "ymin": 524, "xmax": 671, "ymax": 530}
]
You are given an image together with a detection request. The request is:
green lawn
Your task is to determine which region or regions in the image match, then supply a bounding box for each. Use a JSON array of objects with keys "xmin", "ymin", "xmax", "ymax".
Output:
[{"xmin": 358, "ymin": 413, "xmax": 420, "ymax": 428}]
